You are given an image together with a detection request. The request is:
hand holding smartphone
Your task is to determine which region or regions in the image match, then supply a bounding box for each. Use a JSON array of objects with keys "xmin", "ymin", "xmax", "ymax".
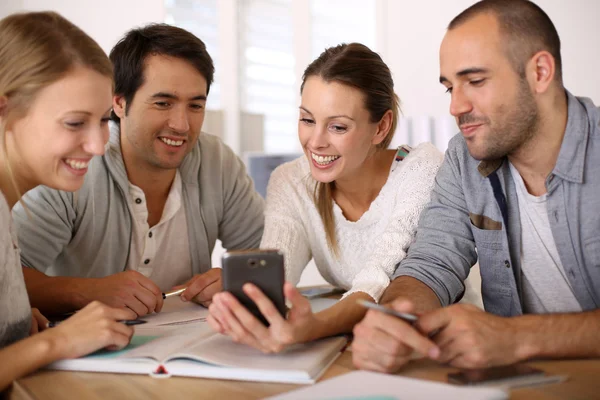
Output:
[{"xmin": 221, "ymin": 249, "xmax": 286, "ymax": 326}]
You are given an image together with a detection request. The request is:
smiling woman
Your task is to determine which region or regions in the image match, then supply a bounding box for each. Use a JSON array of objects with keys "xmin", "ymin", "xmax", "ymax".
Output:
[
  {"xmin": 207, "ymin": 43, "xmax": 444, "ymax": 354},
  {"xmin": 0, "ymin": 11, "xmax": 139, "ymax": 391},
  {"xmin": 6, "ymin": 66, "xmax": 112, "ymax": 191}
]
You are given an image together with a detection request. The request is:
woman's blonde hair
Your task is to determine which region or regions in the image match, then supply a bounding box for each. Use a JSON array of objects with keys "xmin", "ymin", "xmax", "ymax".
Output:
[
  {"xmin": 0, "ymin": 11, "xmax": 113, "ymax": 198},
  {"xmin": 300, "ymin": 43, "xmax": 400, "ymax": 257}
]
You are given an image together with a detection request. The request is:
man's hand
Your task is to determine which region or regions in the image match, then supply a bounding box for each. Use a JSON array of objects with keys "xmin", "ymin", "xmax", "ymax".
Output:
[
  {"xmin": 352, "ymin": 299, "xmax": 440, "ymax": 373},
  {"xmin": 29, "ymin": 308, "xmax": 49, "ymax": 334},
  {"xmin": 79, "ymin": 271, "xmax": 164, "ymax": 317},
  {"xmin": 174, "ymin": 269, "xmax": 222, "ymax": 307},
  {"xmin": 417, "ymin": 303, "xmax": 523, "ymax": 369}
]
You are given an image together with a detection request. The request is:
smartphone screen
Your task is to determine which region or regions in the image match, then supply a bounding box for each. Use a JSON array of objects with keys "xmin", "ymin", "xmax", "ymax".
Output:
[
  {"xmin": 222, "ymin": 249, "xmax": 286, "ymax": 326},
  {"xmin": 448, "ymin": 364, "xmax": 545, "ymax": 386}
]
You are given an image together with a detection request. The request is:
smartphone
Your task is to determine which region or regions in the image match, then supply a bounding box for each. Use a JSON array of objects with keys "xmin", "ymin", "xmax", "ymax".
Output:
[
  {"xmin": 448, "ymin": 364, "xmax": 545, "ymax": 386},
  {"xmin": 222, "ymin": 249, "xmax": 286, "ymax": 326}
]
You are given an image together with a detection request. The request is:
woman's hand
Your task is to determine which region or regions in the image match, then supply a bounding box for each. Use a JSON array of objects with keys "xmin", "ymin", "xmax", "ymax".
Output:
[
  {"xmin": 29, "ymin": 308, "xmax": 49, "ymax": 335},
  {"xmin": 208, "ymin": 282, "xmax": 320, "ymax": 353},
  {"xmin": 43, "ymin": 301, "xmax": 137, "ymax": 359}
]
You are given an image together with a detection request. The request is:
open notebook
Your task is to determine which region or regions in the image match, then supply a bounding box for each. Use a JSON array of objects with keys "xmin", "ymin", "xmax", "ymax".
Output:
[{"xmin": 47, "ymin": 297, "xmax": 347, "ymax": 384}]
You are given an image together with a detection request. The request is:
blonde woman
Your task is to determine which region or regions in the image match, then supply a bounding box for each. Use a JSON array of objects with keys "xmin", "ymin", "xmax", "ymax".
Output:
[
  {"xmin": 208, "ymin": 43, "xmax": 443, "ymax": 352},
  {"xmin": 0, "ymin": 12, "xmax": 136, "ymax": 391}
]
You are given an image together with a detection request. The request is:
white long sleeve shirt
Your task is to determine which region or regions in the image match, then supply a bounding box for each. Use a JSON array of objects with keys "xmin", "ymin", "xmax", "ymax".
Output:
[{"xmin": 260, "ymin": 143, "xmax": 443, "ymax": 302}]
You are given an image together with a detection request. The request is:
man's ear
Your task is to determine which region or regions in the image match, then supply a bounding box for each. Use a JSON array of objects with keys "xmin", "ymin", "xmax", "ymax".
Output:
[
  {"xmin": 112, "ymin": 95, "xmax": 126, "ymax": 119},
  {"xmin": 372, "ymin": 109, "xmax": 394, "ymax": 146},
  {"xmin": 527, "ymin": 51, "xmax": 555, "ymax": 94}
]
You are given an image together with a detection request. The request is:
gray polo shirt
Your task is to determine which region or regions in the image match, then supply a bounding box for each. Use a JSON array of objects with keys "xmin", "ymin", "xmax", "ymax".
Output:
[
  {"xmin": 13, "ymin": 123, "xmax": 264, "ymax": 280},
  {"xmin": 392, "ymin": 91, "xmax": 600, "ymax": 316}
]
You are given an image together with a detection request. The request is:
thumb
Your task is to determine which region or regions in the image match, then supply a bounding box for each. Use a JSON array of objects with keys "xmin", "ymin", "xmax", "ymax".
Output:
[{"xmin": 285, "ymin": 282, "xmax": 311, "ymax": 315}]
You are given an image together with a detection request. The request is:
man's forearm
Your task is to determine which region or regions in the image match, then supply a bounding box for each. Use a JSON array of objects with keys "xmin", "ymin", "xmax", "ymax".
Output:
[
  {"xmin": 22, "ymin": 267, "xmax": 88, "ymax": 315},
  {"xmin": 380, "ymin": 276, "xmax": 442, "ymax": 313},
  {"xmin": 514, "ymin": 309, "xmax": 600, "ymax": 361}
]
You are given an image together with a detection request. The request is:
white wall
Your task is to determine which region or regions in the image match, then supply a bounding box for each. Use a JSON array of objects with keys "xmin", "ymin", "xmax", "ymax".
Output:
[
  {"xmin": 1, "ymin": 0, "xmax": 165, "ymax": 54},
  {"xmin": 2, "ymin": 0, "xmax": 597, "ymax": 118},
  {"xmin": 381, "ymin": 0, "xmax": 600, "ymax": 120}
]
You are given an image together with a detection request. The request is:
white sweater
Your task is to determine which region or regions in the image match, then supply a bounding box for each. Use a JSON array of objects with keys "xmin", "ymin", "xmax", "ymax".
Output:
[{"xmin": 260, "ymin": 143, "xmax": 444, "ymax": 302}]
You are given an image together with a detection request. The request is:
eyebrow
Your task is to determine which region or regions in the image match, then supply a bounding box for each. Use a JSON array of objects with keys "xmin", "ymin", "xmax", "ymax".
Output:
[
  {"xmin": 64, "ymin": 107, "xmax": 112, "ymax": 116},
  {"xmin": 439, "ymin": 67, "xmax": 490, "ymax": 84},
  {"xmin": 151, "ymin": 92, "xmax": 207, "ymax": 101},
  {"xmin": 299, "ymin": 106, "xmax": 355, "ymax": 121},
  {"xmin": 299, "ymin": 106, "xmax": 313, "ymax": 115}
]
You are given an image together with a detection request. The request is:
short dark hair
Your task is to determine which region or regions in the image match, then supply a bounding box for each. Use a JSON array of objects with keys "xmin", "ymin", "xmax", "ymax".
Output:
[
  {"xmin": 109, "ymin": 23, "xmax": 214, "ymax": 122},
  {"xmin": 449, "ymin": 0, "xmax": 562, "ymax": 84}
]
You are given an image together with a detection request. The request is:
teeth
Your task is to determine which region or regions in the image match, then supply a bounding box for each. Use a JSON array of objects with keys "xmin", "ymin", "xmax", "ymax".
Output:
[
  {"xmin": 160, "ymin": 137, "xmax": 184, "ymax": 147},
  {"xmin": 65, "ymin": 159, "xmax": 89, "ymax": 170},
  {"xmin": 311, "ymin": 152, "xmax": 339, "ymax": 165}
]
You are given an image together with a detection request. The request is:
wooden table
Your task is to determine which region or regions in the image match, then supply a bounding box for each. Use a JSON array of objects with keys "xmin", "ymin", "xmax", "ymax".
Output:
[{"xmin": 7, "ymin": 351, "xmax": 600, "ymax": 399}]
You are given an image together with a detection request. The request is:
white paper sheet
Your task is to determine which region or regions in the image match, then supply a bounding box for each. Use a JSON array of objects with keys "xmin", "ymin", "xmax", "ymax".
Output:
[
  {"xmin": 134, "ymin": 298, "xmax": 210, "ymax": 335},
  {"xmin": 266, "ymin": 370, "xmax": 508, "ymax": 400}
]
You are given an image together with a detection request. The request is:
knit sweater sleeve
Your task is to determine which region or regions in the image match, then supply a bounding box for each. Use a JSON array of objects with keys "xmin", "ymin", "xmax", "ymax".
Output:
[
  {"xmin": 344, "ymin": 143, "xmax": 444, "ymax": 302},
  {"xmin": 259, "ymin": 160, "xmax": 312, "ymax": 285}
]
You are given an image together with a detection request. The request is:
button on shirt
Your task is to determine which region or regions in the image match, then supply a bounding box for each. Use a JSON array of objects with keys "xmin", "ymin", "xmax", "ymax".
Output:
[{"xmin": 126, "ymin": 171, "xmax": 192, "ymax": 291}]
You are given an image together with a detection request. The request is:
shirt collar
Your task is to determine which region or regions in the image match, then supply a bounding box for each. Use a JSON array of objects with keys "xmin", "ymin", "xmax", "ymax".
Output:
[{"xmin": 550, "ymin": 91, "xmax": 590, "ymax": 184}]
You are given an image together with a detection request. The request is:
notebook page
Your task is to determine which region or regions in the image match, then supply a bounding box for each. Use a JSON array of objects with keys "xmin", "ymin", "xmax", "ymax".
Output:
[
  {"xmin": 139, "ymin": 298, "xmax": 209, "ymax": 327},
  {"xmin": 171, "ymin": 334, "xmax": 347, "ymax": 374},
  {"xmin": 122, "ymin": 329, "xmax": 214, "ymax": 361}
]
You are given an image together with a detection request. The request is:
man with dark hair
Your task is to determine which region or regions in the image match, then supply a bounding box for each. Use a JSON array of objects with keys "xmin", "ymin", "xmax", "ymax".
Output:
[
  {"xmin": 13, "ymin": 24, "xmax": 265, "ymax": 316},
  {"xmin": 448, "ymin": 0, "xmax": 563, "ymax": 83},
  {"xmin": 352, "ymin": 0, "xmax": 600, "ymax": 372}
]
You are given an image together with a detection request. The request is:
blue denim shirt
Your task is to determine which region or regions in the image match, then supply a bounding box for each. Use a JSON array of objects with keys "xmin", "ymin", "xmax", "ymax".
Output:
[{"xmin": 393, "ymin": 91, "xmax": 600, "ymax": 316}]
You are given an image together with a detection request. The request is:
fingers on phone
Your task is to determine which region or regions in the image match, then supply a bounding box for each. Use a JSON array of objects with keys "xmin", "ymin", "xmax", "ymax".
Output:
[{"xmin": 244, "ymin": 285, "xmax": 285, "ymax": 325}]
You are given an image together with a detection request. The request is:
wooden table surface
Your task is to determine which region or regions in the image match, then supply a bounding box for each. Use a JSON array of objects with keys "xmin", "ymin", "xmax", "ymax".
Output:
[{"xmin": 7, "ymin": 350, "xmax": 600, "ymax": 400}]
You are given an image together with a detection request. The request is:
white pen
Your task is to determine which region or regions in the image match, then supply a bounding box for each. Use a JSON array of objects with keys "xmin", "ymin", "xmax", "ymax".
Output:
[
  {"xmin": 162, "ymin": 288, "xmax": 186, "ymax": 299},
  {"xmin": 357, "ymin": 299, "xmax": 419, "ymax": 323}
]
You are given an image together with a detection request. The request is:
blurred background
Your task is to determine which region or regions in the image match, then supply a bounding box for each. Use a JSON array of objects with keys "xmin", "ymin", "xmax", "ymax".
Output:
[{"xmin": 2, "ymin": 0, "xmax": 598, "ymax": 287}]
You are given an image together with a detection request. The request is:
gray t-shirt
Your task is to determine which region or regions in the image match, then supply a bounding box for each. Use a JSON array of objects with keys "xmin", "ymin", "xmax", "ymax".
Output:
[
  {"xmin": 0, "ymin": 193, "xmax": 31, "ymax": 348},
  {"xmin": 509, "ymin": 163, "xmax": 582, "ymax": 314}
]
